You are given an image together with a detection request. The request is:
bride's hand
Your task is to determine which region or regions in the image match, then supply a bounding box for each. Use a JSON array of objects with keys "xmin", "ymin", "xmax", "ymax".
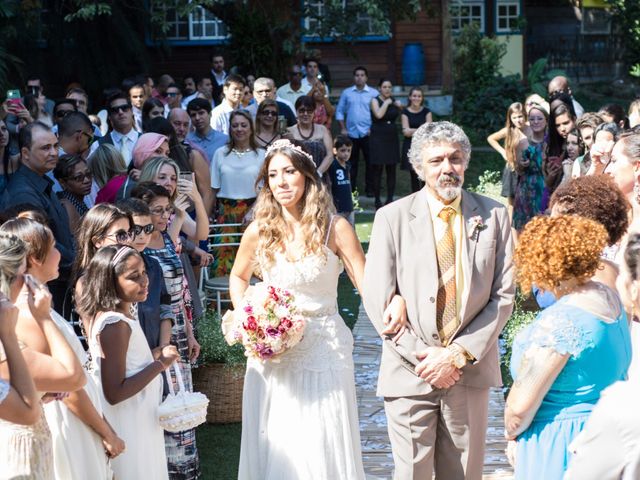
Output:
[{"xmin": 381, "ymin": 294, "xmax": 407, "ymax": 340}]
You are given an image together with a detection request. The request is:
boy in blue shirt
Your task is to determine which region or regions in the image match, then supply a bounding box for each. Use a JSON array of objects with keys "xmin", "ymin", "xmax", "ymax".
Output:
[{"xmin": 329, "ymin": 135, "xmax": 355, "ymax": 225}]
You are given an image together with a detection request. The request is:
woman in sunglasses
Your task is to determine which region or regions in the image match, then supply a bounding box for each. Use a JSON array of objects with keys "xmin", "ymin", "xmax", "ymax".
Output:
[
  {"xmin": 130, "ymin": 182, "xmax": 201, "ymax": 479},
  {"xmin": 254, "ymin": 99, "xmax": 284, "ymax": 149},
  {"xmin": 287, "ymin": 95, "xmax": 333, "ymax": 175},
  {"xmin": 53, "ymin": 154, "xmax": 92, "ymax": 234}
]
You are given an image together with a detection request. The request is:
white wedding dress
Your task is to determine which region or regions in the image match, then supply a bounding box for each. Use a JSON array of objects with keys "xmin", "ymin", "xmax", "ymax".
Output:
[{"xmin": 238, "ymin": 237, "xmax": 365, "ymax": 479}]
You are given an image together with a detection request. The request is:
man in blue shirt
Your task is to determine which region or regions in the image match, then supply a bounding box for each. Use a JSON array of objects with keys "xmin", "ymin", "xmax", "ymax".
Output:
[
  {"xmin": 335, "ymin": 66, "xmax": 379, "ymax": 196},
  {"xmin": 186, "ymin": 98, "xmax": 229, "ymax": 163},
  {"xmin": 2, "ymin": 122, "xmax": 76, "ymax": 315}
]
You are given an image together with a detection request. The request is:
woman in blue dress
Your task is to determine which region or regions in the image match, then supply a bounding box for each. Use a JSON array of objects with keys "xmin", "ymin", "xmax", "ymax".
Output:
[{"xmin": 505, "ymin": 215, "xmax": 632, "ymax": 480}]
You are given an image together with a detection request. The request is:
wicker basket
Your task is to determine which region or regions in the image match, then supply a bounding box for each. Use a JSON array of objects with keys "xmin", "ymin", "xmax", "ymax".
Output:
[{"xmin": 191, "ymin": 363, "xmax": 245, "ymax": 424}]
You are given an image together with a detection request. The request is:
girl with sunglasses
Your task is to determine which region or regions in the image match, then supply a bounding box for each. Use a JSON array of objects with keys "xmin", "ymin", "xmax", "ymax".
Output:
[
  {"xmin": 117, "ymin": 198, "xmax": 173, "ymax": 352},
  {"xmin": 73, "ymin": 204, "xmax": 134, "ymax": 337},
  {"xmin": 130, "ymin": 182, "xmax": 201, "ymax": 479}
]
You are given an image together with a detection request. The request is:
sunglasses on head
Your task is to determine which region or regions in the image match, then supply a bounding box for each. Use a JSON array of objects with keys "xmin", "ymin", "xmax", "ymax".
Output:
[
  {"xmin": 150, "ymin": 206, "xmax": 175, "ymax": 217},
  {"xmin": 109, "ymin": 104, "xmax": 131, "ymax": 114},
  {"xmin": 133, "ymin": 223, "xmax": 155, "ymax": 236}
]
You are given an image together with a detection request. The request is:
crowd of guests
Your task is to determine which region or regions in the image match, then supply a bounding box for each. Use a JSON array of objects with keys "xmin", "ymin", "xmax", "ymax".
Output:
[
  {"xmin": 0, "ymin": 49, "xmax": 436, "ymax": 479},
  {"xmin": 2, "ymin": 48, "xmax": 640, "ymax": 480},
  {"xmin": 484, "ymin": 76, "xmax": 640, "ymax": 478}
]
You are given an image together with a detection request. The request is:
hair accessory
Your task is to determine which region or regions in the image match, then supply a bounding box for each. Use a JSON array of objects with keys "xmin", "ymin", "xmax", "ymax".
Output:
[
  {"xmin": 112, "ymin": 245, "xmax": 135, "ymax": 266},
  {"xmin": 266, "ymin": 139, "xmax": 315, "ymax": 165}
]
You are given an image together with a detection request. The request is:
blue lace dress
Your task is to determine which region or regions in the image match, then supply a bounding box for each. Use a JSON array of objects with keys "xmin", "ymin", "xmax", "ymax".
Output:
[{"xmin": 510, "ymin": 286, "xmax": 632, "ymax": 480}]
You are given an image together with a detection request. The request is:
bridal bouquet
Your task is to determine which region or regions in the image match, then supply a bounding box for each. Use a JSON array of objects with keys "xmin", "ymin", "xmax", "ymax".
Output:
[{"xmin": 221, "ymin": 283, "xmax": 305, "ymax": 361}]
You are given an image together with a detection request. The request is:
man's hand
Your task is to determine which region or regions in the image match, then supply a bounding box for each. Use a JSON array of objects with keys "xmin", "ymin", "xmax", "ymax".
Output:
[{"xmin": 414, "ymin": 346, "xmax": 461, "ymax": 389}]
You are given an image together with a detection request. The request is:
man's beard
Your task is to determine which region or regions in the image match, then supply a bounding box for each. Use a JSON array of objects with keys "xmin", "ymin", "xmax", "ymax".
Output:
[{"xmin": 435, "ymin": 173, "xmax": 462, "ymax": 201}]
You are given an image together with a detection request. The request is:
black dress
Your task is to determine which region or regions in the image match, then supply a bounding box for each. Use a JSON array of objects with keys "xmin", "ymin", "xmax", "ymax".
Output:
[
  {"xmin": 401, "ymin": 107, "xmax": 430, "ymax": 170},
  {"xmin": 369, "ymin": 97, "xmax": 400, "ymax": 165}
]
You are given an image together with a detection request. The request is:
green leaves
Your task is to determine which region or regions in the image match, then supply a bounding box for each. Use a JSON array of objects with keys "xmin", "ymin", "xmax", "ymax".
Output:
[{"xmin": 196, "ymin": 310, "xmax": 247, "ymax": 366}]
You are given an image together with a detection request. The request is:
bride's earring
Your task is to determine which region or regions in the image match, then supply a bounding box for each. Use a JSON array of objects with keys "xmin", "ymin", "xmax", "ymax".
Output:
[{"xmin": 634, "ymin": 181, "xmax": 640, "ymax": 205}]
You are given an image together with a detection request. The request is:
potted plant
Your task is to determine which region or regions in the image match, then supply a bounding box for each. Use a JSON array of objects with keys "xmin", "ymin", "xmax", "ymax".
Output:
[{"xmin": 192, "ymin": 309, "xmax": 246, "ymax": 424}]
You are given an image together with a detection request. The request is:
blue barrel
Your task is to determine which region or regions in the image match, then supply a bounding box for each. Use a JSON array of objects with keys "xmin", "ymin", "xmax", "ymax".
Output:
[{"xmin": 402, "ymin": 43, "xmax": 425, "ymax": 85}]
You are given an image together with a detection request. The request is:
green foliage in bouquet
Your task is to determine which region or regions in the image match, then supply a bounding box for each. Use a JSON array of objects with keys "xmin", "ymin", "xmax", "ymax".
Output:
[{"xmin": 196, "ymin": 309, "xmax": 246, "ymax": 366}]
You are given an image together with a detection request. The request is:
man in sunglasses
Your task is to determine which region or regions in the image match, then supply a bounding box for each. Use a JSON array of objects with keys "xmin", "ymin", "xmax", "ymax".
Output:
[
  {"xmin": 165, "ymin": 83, "xmax": 183, "ymax": 110},
  {"xmin": 52, "ymin": 99, "xmax": 77, "ymax": 130},
  {"xmin": 93, "ymin": 91, "xmax": 139, "ymax": 166},
  {"xmin": 58, "ymin": 112, "xmax": 94, "ymax": 158},
  {"xmin": 276, "ymin": 65, "xmax": 308, "ymax": 107}
]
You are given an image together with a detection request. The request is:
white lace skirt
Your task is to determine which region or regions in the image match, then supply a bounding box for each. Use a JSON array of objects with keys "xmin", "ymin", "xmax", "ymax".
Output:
[{"xmin": 238, "ymin": 313, "xmax": 365, "ymax": 480}]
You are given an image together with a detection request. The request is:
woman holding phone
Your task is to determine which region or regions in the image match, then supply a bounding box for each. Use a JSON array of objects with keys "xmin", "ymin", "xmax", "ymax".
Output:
[
  {"xmin": 0, "ymin": 231, "xmax": 86, "ymax": 478},
  {"xmin": 1, "ymin": 216, "xmax": 121, "ymax": 479}
]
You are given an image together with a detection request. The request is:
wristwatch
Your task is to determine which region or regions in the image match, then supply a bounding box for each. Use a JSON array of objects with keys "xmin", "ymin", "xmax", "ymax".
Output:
[{"xmin": 447, "ymin": 344, "xmax": 468, "ymax": 369}]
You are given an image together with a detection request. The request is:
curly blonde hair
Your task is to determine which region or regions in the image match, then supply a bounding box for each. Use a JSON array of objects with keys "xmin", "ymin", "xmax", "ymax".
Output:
[
  {"xmin": 252, "ymin": 141, "xmax": 336, "ymax": 267},
  {"xmin": 515, "ymin": 215, "xmax": 608, "ymax": 294}
]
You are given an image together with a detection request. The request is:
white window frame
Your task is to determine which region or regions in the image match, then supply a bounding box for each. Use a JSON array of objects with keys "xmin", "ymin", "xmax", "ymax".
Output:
[
  {"xmin": 152, "ymin": 2, "xmax": 227, "ymax": 42},
  {"xmin": 303, "ymin": 0, "xmax": 382, "ymax": 38},
  {"xmin": 496, "ymin": 0, "xmax": 520, "ymax": 34},
  {"xmin": 450, "ymin": 0, "xmax": 485, "ymax": 34}
]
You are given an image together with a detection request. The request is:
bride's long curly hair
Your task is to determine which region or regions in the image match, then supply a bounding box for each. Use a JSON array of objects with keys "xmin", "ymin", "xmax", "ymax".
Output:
[{"xmin": 252, "ymin": 140, "xmax": 336, "ymax": 267}]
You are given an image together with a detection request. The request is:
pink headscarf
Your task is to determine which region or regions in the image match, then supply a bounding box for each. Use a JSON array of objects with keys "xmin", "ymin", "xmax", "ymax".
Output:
[{"xmin": 132, "ymin": 133, "xmax": 168, "ymax": 169}]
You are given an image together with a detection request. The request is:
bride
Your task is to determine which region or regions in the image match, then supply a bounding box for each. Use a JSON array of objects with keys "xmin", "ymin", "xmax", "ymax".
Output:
[{"xmin": 230, "ymin": 139, "xmax": 405, "ymax": 478}]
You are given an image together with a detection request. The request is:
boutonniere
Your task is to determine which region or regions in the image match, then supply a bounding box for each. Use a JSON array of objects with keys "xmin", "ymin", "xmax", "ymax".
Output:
[{"xmin": 468, "ymin": 215, "xmax": 487, "ymax": 240}]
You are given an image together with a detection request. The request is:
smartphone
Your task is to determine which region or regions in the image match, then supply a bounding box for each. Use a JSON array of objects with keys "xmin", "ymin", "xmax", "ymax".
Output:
[
  {"xmin": 278, "ymin": 115, "xmax": 287, "ymax": 133},
  {"xmin": 6, "ymin": 89, "xmax": 21, "ymax": 108},
  {"xmin": 23, "ymin": 273, "xmax": 40, "ymax": 292},
  {"xmin": 179, "ymin": 171, "xmax": 193, "ymax": 183}
]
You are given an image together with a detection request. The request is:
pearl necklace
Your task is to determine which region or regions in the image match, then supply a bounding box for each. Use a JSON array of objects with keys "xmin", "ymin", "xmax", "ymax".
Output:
[{"xmin": 231, "ymin": 147, "xmax": 252, "ymax": 157}]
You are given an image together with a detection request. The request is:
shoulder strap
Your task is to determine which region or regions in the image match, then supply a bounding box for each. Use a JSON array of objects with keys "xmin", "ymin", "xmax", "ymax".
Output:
[{"xmin": 324, "ymin": 215, "xmax": 336, "ymax": 247}]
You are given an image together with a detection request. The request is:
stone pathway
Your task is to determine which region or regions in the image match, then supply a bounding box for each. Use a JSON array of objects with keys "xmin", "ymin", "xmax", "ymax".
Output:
[{"xmin": 353, "ymin": 303, "xmax": 514, "ymax": 480}]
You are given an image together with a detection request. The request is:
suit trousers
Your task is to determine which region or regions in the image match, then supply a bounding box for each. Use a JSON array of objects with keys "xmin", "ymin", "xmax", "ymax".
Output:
[
  {"xmin": 348, "ymin": 135, "xmax": 372, "ymax": 194},
  {"xmin": 384, "ymin": 383, "xmax": 489, "ymax": 480}
]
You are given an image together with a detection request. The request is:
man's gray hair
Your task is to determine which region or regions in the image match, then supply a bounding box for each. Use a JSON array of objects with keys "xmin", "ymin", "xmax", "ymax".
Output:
[
  {"xmin": 408, "ymin": 121, "xmax": 472, "ymax": 181},
  {"xmin": 254, "ymin": 77, "xmax": 275, "ymax": 90}
]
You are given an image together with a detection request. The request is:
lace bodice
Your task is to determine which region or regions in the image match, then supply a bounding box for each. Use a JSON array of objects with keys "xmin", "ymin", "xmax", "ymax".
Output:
[
  {"xmin": 261, "ymin": 246, "xmax": 343, "ymax": 317},
  {"xmin": 256, "ymin": 246, "xmax": 351, "ymax": 372}
]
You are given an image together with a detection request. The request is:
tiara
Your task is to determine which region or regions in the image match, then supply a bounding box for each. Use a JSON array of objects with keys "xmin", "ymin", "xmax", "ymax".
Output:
[
  {"xmin": 112, "ymin": 245, "xmax": 135, "ymax": 265},
  {"xmin": 266, "ymin": 139, "xmax": 315, "ymax": 165}
]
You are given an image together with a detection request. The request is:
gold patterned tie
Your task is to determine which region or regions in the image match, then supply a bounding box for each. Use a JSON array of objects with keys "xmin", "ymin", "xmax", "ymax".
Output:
[{"xmin": 436, "ymin": 206, "xmax": 458, "ymax": 345}]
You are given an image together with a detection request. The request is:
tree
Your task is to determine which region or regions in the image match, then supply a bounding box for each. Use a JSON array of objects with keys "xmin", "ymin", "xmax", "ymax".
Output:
[
  {"xmin": 0, "ymin": 0, "xmax": 434, "ymax": 96},
  {"xmin": 605, "ymin": 0, "xmax": 640, "ymax": 77}
]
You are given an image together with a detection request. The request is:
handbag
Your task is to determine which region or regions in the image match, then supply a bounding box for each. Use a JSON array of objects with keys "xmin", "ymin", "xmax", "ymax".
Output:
[{"xmin": 158, "ymin": 363, "xmax": 209, "ymax": 432}]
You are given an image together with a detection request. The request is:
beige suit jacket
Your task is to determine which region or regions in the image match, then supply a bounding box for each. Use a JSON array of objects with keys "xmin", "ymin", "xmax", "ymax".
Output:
[{"xmin": 363, "ymin": 188, "xmax": 515, "ymax": 397}]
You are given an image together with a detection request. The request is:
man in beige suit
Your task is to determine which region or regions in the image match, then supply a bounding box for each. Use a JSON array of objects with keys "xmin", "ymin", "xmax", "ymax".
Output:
[{"xmin": 363, "ymin": 121, "xmax": 515, "ymax": 479}]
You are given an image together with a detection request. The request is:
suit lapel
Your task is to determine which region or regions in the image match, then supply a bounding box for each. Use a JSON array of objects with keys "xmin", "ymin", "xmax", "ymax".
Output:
[
  {"xmin": 459, "ymin": 190, "xmax": 480, "ymax": 324},
  {"xmin": 409, "ymin": 188, "xmax": 437, "ymax": 341}
]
